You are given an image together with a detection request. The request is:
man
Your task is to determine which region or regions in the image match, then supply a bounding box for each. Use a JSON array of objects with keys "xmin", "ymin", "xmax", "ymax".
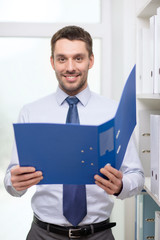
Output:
[{"xmin": 4, "ymin": 26, "xmax": 144, "ymax": 240}]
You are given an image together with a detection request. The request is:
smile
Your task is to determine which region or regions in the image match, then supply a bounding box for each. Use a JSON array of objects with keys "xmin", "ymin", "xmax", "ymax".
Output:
[
  {"xmin": 63, "ymin": 74, "xmax": 80, "ymax": 81},
  {"xmin": 66, "ymin": 76, "xmax": 77, "ymax": 79}
]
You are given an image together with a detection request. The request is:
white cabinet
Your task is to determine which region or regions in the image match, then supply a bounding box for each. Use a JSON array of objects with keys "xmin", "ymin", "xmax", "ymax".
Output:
[
  {"xmin": 136, "ymin": 1, "xmax": 160, "ymax": 239},
  {"xmin": 136, "ymin": 0, "xmax": 160, "ymax": 181}
]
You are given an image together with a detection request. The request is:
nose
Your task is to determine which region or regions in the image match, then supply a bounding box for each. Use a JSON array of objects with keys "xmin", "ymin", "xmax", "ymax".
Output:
[{"xmin": 66, "ymin": 59, "xmax": 76, "ymax": 72}]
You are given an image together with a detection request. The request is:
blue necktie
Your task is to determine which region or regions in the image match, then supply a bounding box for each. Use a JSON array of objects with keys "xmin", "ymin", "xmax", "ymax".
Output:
[{"xmin": 63, "ymin": 96, "xmax": 87, "ymax": 226}]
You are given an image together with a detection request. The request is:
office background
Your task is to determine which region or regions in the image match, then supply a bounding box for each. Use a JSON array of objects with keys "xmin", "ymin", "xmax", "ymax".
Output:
[{"xmin": 0, "ymin": 0, "xmax": 136, "ymax": 239}]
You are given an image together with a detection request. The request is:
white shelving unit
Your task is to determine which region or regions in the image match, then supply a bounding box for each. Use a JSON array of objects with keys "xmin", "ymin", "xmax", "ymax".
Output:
[
  {"xmin": 136, "ymin": 0, "xmax": 160, "ymax": 178},
  {"xmin": 136, "ymin": 1, "xmax": 160, "ymax": 239}
]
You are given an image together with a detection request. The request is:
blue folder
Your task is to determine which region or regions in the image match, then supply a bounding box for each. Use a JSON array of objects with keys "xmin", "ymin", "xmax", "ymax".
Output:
[{"xmin": 13, "ymin": 65, "xmax": 136, "ymax": 184}]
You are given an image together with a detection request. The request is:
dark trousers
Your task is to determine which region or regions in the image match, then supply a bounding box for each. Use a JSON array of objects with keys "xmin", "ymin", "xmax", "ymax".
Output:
[{"xmin": 26, "ymin": 221, "xmax": 115, "ymax": 240}]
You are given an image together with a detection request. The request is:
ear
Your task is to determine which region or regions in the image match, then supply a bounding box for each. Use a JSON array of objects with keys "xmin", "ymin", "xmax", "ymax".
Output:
[
  {"xmin": 50, "ymin": 56, "xmax": 55, "ymax": 70},
  {"xmin": 89, "ymin": 54, "xmax": 94, "ymax": 69}
]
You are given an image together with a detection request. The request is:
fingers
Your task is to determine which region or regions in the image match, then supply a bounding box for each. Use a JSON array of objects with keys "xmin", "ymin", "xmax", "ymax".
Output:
[
  {"xmin": 11, "ymin": 165, "xmax": 36, "ymax": 175},
  {"xmin": 101, "ymin": 164, "xmax": 123, "ymax": 184},
  {"xmin": 94, "ymin": 164, "xmax": 123, "ymax": 195},
  {"xmin": 12, "ymin": 175, "xmax": 43, "ymax": 191},
  {"xmin": 11, "ymin": 165, "xmax": 43, "ymax": 191},
  {"xmin": 94, "ymin": 175, "xmax": 115, "ymax": 195}
]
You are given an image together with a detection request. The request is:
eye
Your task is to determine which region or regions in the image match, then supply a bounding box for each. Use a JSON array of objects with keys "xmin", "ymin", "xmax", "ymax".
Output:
[
  {"xmin": 57, "ymin": 57, "xmax": 66, "ymax": 63},
  {"xmin": 76, "ymin": 56, "xmax": 83, "ymax": 62}
]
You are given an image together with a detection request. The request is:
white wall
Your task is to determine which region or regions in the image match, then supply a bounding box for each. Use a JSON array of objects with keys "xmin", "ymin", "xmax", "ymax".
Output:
[
  {"xmin": 110, "ymin": 1, "xmax": 137, "ymax": 240},
  {"xmin": 111, "ymin": 0, "xmax": 124, "ymax": 101}
]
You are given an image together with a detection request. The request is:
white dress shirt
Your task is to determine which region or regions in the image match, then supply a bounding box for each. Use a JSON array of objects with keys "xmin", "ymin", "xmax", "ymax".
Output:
[{"xmin": 4, "ymin": 86, "xmax": 144, "ymax": 226}]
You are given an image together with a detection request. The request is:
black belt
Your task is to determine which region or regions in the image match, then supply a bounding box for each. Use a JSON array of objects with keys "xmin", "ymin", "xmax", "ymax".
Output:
[{"xmin": 34, "ymin": 216, "xmax": 116, "ymax": 239}]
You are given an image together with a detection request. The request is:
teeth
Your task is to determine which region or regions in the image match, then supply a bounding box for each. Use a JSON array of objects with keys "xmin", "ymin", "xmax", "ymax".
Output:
[{"xmin": 66, "ymin": 76, "xmax": 76, "ymax": 79}]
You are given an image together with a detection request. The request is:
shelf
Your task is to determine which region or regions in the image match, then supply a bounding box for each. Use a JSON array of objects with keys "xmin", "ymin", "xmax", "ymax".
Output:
[
  {"xmin": 136, "ymin": 0, "xmax": 160, "ymax": 18},
  {"xmin": 144, "ymin": 177, "xmax": 160, "ymax": 207},
  {"xmin": 137, "ymin": 94, "xmax": 160, "ymax": 100},
  {"xmin": 137, "ymin": 94, "xmax": 160, "ymax": 110}
]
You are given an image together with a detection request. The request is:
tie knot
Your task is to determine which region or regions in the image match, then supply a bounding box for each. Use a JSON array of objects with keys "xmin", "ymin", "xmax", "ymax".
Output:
[{"xmin": 66, "ymin": 96, "xmax": 79, "ymax": 106}]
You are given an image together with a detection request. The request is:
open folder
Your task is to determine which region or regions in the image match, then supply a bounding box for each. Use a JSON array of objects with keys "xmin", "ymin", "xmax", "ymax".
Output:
[{"xmin": 13, "ymin": 65, "xmax": 136, "ymax": 184}]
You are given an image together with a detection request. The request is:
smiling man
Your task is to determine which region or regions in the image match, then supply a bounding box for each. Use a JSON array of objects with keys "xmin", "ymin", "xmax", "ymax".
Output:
[
  {"xmin": 50, "ymin": 39, "xmax": 93, "ymax": 95},
  {"xmin": 50, "ymin": 34, "xmax": 94, "ymax": 96},
  {"xmin": 4, "ymin": 26, "xmax": 144, "ymax": 240}
]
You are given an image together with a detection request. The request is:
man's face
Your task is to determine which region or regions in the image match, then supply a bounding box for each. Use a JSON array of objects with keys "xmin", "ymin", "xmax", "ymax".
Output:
[{"xmin": 50, "ymin": 39, "xmax": 94, "ymax": 95}]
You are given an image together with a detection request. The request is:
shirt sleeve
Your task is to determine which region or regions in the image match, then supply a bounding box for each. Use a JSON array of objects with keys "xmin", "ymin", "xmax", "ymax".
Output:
[
  {"xmin": 116, "ymin": 134, "xmax": 144, "ymax": 200},
  {"xmin": 4, "ymin": 107, "xmax": 28, "ymax": 197}
]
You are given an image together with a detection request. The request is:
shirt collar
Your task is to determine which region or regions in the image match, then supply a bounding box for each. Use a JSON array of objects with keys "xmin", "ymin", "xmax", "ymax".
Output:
[{"xmin": 55, "ymin": 86, "xmax": 91, "ymax": 106}]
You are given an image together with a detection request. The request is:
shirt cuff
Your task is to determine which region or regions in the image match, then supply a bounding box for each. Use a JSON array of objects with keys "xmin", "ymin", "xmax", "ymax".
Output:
[
  {"xmin": 115, "ymin": 175, "xmax": 130, "ymax": 199},
  {"xmin": 4, "ymin": 171, "xmax": 27, "ymax": 197},
  {"xmin": 116, "ymin": 173, "xmax": 144, "ymax": 200}
]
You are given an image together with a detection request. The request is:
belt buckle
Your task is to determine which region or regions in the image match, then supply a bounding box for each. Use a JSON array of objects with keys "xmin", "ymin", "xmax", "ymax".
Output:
[{"xmin": 69, "ymin": 228, "xmax": 81, "ymax": 239}]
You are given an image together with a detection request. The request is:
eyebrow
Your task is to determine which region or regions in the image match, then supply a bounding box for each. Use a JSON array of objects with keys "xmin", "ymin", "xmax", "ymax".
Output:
[{"xmin": 55, "ymin": 53, "xmax": 86, "ymax": 59}]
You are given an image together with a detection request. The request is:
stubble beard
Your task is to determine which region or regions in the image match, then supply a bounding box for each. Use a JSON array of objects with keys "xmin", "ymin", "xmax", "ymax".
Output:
[{"xmin": 56, "ymin": 72, "xmax": 88, "ymax": 95}]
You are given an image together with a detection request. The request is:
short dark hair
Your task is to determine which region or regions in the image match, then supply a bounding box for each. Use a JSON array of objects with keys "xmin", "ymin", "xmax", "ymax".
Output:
[{"xmin": 51, "ymin": 26, "xmax": 93, "ymax": 58}]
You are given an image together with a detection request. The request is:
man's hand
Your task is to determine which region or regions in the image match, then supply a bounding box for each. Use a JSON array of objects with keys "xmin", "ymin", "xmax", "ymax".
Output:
[
  {"xmin": 94, "ymin": 164, "xmax": 123, "ymax": 195},
  {"xmin": 11, "ymin": 165, "xmax": 43, "ymax": 191}
]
